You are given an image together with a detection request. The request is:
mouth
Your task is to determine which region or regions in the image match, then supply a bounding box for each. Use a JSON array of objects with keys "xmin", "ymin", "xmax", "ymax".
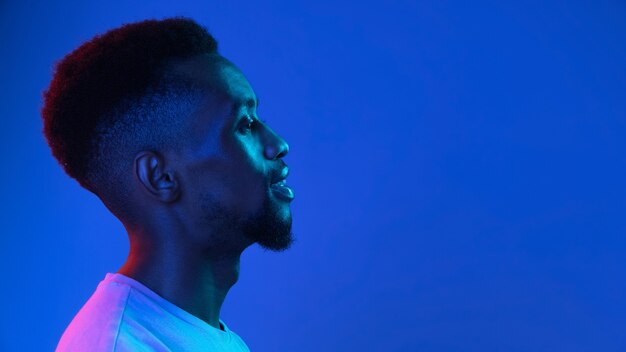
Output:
[{"xmin": 271, "ymin": 180, "xmax": 295, "ymax": 201}]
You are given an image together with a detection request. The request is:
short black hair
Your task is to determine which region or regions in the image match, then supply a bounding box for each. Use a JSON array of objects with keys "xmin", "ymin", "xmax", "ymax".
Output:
[{"xmin": 41, "ymin": 17, "xmax": 218, "ymax": 216}]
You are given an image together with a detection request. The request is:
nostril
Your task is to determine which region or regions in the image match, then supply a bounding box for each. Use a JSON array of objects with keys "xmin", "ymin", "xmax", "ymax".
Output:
[
  {"xmin": 266, "ymin": 143, "xmax": 288, "ymax": 160},
  {"xmin": 276, "ymin": 142, "xmax": 289, "ymax": 159}
]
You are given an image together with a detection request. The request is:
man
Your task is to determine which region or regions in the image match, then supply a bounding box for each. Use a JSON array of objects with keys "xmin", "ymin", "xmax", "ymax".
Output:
[{"xmin": 42, "ymin": 17, "xmax": 295, "ymax": 351}]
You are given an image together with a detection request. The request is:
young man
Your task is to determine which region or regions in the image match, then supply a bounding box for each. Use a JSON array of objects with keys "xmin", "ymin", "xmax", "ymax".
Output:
[{"xmin": 42, "ymin": 17, "xmax": 295, "ymax": 351}]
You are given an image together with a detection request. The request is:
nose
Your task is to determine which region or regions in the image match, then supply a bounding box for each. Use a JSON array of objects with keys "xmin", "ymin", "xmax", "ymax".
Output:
[{"xmin": 263, "ymin": 125, "xmax": 289, "ymax": 160}]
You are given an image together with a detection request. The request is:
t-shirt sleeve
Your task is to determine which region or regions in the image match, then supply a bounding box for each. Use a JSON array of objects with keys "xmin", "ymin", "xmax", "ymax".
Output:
[{"xmin": 56, "ymin": 283, "xmax": 131, "ymax": 352}]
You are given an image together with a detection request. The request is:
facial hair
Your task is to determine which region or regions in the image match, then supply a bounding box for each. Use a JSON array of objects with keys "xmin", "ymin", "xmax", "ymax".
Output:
[
  {"xmin": 241, "ymin": 189, "xmax": 294, "ymax": 251},
  {"xmin": 199, "ymin": 189, "xmax": 294, "ymax": 252}
]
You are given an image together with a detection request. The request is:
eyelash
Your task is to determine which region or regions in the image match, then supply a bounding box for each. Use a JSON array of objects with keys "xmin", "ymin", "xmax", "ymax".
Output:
[{"xmin": 241, "ymin": 117, "xmax": 267, "ymax": 132}]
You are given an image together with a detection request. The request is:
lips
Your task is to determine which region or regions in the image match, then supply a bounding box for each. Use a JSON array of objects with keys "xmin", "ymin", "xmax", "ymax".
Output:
[
  {"xmin": 270, "ymin": 181, "xmax": 294, "ymax": 201},
  {"xmin": 271, "ymin": 166, "xmax": 290, "ymax": 185},
  {"xmin": 270, "ymin": 166, "xmax": 294, "ymax": 201}
]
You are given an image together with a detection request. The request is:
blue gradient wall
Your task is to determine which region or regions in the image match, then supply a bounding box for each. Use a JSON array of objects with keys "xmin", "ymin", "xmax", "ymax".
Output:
[{"xmin": 1, "ymin": 1, "xmax": 625, "ymax": 351}]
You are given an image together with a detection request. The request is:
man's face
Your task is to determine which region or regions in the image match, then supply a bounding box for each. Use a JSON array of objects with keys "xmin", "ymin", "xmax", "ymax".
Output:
[{"xmin": 167, "ymin": 54, "xmax": 294, "ymax": 252}]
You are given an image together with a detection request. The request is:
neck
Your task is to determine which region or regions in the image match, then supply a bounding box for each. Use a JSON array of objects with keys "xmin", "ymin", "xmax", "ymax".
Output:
[{"xmin": 117, "ymin": 235, "xmax": 243, "ymax": 331}]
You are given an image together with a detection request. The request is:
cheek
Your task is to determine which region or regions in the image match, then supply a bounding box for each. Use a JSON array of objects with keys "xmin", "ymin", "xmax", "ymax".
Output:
[
  {"xmin": 193, "ymin": 159, "xmax": 265, "ymax": 215},
  {"xmin": 227, "ymin": 170, "xmax": 266, "ymax": 212},
  {"xmin": 214, "ymin": 136, "xmax": 268, "ymax": 209}
]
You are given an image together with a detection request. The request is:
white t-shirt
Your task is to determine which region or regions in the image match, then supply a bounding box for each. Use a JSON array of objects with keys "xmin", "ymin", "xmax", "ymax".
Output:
[{"xmin": 56, "ymin": 273, "xmax": 250, "ymax": 352}]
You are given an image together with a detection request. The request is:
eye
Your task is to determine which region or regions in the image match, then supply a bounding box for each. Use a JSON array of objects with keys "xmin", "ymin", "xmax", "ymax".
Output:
[
  {"xmin": 239, "ymin": 116, "xmax": 268, "ymax": 133},
  {"xmin": 239, "ymin": 117, "xmax": 254, "ymax": 133}
]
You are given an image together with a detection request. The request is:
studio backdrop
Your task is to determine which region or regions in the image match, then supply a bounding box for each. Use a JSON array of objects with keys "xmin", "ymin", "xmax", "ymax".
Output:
[{"xmin": 0, "ymin": 1, "xmax": 625, "ymax": 351}]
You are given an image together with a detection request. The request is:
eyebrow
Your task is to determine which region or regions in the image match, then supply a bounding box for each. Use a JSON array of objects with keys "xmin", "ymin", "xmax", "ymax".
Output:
[
  {"xmin": 247, "ymin": 97, "xmax": 259, "ymax": 109},
  {"xmin": 229, "ymin": 97, "xmax": 260, "ymax": 123},
  {"xmin": 232, "ymin": 97, "xmax": 259, "ymax": 112}
]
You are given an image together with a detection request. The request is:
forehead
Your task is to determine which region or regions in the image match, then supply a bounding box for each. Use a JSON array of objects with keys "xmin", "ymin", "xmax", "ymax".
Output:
[{"xmin": 166, "ymin": 53, "xmax": 256, "ymax": 111}]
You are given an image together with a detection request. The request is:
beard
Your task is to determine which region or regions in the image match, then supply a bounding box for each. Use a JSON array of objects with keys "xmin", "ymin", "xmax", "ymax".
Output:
[
  {"xmin": 242, "ymin": 189, "xmax": 294, "ymax": 251},
  {"xmin": 199, "ymin": 189, "xmax": 294, "ymax": 252}
]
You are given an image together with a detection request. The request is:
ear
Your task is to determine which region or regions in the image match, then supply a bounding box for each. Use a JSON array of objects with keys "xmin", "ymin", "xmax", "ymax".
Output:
[{"xmin": 134, "ymin": 151, "xmax": 181, "ymax": 203}]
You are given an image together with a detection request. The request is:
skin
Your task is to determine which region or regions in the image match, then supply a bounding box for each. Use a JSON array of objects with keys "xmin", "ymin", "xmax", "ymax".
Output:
[{"xmin": 117, "ymin": 53, "xmax": 293, "ymax": 331}]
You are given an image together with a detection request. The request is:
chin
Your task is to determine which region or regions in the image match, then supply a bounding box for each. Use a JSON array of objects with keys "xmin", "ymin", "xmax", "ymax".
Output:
[
  {"xmin": 239, "ymin": 188, "xmax": 293, "ymax": 251},
  {"xmin": 256, "ymin": 230, "xmax": 294, "ymax": 252}
]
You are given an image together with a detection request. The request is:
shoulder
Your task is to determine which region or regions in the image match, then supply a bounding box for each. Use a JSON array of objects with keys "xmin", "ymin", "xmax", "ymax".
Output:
[
  {"xmin": 229, "ymin": 331, "xmax": 251, "ymax": 352},
  {"xmin": 56, "ymin": 280, "xmax": 132, "ymax": 352}
]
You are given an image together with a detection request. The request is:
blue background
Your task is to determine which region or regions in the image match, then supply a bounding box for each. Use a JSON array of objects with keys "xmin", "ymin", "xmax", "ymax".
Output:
[{"xmin": 1, "ymin": 1, "xmax": 625, "ymax": 351}]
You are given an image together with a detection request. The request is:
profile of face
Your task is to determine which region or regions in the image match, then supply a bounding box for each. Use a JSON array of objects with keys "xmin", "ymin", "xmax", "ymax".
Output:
[{"xmin": 159, "ymin": 53, "xmax": 294, "ymax": 253}]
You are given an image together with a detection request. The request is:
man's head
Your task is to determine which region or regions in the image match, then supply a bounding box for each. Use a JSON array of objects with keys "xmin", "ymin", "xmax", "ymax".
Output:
[{"xmin": 41, "ymin": 17, "xmax": 294, "ymax": 253}]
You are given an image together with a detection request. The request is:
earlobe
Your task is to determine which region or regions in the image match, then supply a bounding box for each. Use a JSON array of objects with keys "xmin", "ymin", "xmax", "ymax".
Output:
[{"xmin": 134, "ymin": 151, "xmax": 181, "ymax": 203}]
